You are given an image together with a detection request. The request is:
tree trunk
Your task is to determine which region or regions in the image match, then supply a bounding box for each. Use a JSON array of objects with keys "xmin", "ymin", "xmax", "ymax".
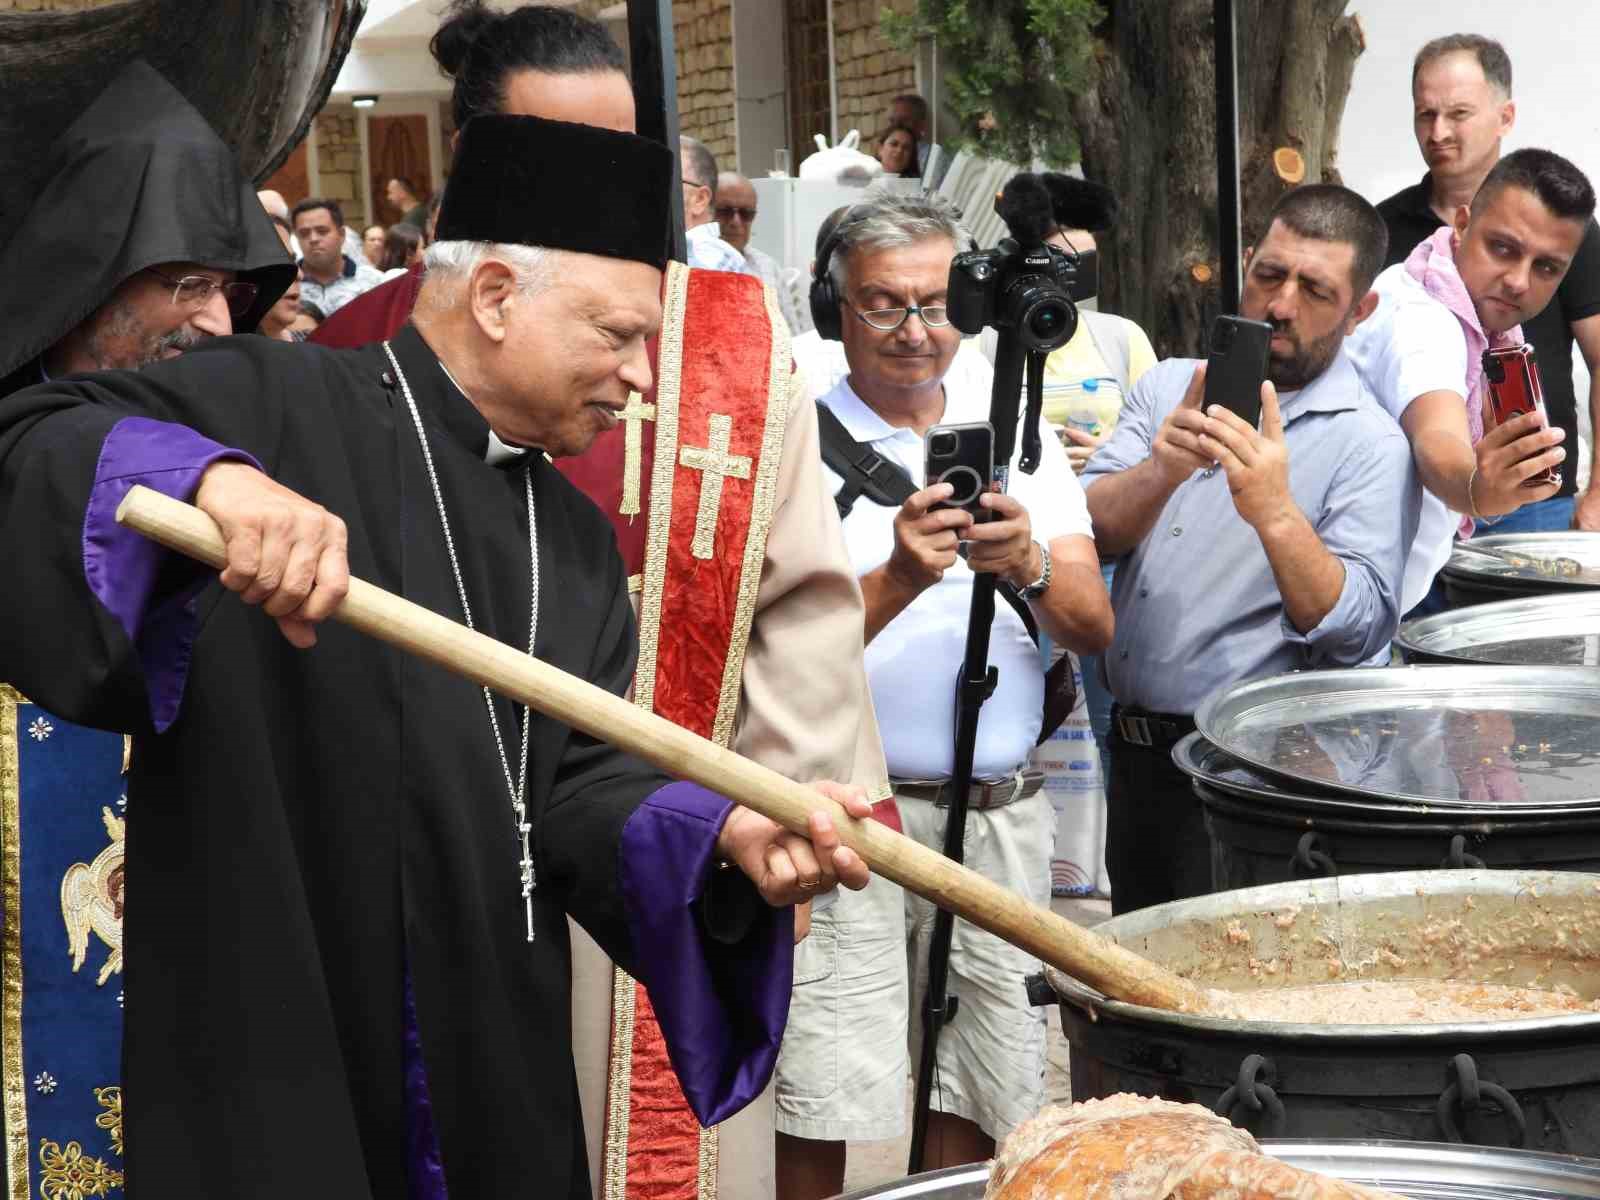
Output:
[{"xmin": 1070, "ymin": 0, "xmax": 1365, "ymax": 358}]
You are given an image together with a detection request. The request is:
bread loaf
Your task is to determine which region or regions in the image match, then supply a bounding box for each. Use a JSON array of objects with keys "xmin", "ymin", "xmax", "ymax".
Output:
[{"xmin": 985, "ymin": 1095, "xmax": 1407, "ymax": 1199}]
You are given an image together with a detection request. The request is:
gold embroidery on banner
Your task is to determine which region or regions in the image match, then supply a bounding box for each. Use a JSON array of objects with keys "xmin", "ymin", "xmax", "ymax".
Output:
[
  {"xmin": 632, "ymin": 260, "xmax": 690, "ymax": 713},
  {"xmin": 603, "ymin": 263, "xmax": 690, "ymax": 1197},
  {"xmin": 698, "ymin": 1122, "xmax": 719, "ymax": 1200},
  {"xmin": 600, "ymin": 966, "xmax": 637, "ymax": 1200},
  {"xmin": 626, "ymin": 574, "xmax": 643, "ymax": 597},
  {"xmin": 709, "ymin": 285, "xmax": 794, "ymax": 749},
  {"xmin": 2, "ymin": 685, "xmax": 28, "ymax": 1200},
  {"xmin": 61, "ymin": 809, "xmax": 124, "ymax": 986},
  {"xmin": 93, "ymin": 1088, "xmax": 122, "ymax": 1158},
  {"xmin": 36, "ymin": 1139, "xmax": 123, "ymax": 1198},
  {"xmin": 618, "ymin": 393, "xmax": 658, "ymax": 518},
  {"xmin": 678, "ymin": 415, "xmax": 753, "ymax": 560}
]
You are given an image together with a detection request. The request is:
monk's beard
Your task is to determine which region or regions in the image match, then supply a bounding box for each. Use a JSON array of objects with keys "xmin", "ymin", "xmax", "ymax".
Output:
[{"xmin": 84, "ymin": 299, "xmax": 207, "ymax": 370}]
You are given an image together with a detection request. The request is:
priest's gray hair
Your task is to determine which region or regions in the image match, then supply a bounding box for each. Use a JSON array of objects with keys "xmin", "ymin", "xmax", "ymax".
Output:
[
  {"xmin": 420, "ymin": 240, "xmax": 556, "ymax": 311},
  {"xmin": 827, "ymin": 194, "xmax": 971, "ymax": 298}
]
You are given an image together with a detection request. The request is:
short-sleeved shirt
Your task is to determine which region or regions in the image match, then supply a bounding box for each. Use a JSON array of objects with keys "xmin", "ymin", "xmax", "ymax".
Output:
[
  {"xmin": 686, "ymin": 222, "xmax": 758, "ymax": 276},
  {"xmin": 1344, "ymin": 262, "xmax": 1469, "ymax": 613},
  {"xmin": 1038, "ymin": 312, "xmax": 1158, "ymax": 435},
  {"xmin": 297, "ymin": 253, "xmax": 385, "ymax": 317},
  {"xmin": 1081, "ymin": 352, "xmax": 1418, "ymax": 716},
  {"xmin": 1377, "ymin": 173, "xmax": 1600, "ymax": 498},
  {"xmin": 818, "ymin": 374, "xmax": 1094, "ymax": 778}
]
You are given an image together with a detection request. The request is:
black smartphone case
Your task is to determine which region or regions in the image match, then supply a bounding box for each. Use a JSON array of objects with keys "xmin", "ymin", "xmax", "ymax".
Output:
[
  {"xmin": 1204, "ymin": 315, "xmax": 1273, "ymax": 428},
  {"xmin": 925, "ymin": 421, "xmax": 995, "ymax": 518}
]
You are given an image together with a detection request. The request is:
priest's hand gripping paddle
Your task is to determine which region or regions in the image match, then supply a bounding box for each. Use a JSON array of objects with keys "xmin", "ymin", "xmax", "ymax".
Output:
[{"xmin": 116, "ymin": 485, "xmax": 1209, "ymax": 1015}]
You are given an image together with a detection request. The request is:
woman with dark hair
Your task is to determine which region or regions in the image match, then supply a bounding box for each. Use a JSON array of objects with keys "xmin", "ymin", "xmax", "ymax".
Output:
[
  {"xmin": 876, "ymin": 122, "xmax": 922, "ymax": 179},
  {"xmin": 429, "ymin": 0, "xmax": 632, "ymax": 132},
  {"xmin": 379, "ymin": 222, "xmax": 423, "ymax": 274}
]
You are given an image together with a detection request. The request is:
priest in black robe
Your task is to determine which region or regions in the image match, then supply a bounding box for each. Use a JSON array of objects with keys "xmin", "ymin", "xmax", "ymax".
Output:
[{"xmin": 0, "ymin": 114, "xmax": 869, "ymax": 1200}]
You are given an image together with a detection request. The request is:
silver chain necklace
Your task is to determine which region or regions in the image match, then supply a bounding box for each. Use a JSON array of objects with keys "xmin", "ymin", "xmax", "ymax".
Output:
[{"xmin": 383, "ymin": 341, "xmax": 540, "ymax": 942}]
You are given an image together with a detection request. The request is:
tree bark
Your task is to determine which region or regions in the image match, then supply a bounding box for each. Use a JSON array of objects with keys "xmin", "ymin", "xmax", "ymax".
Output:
[{"xmin": 1070, "ymin": 0, "xmax": 1366, "ymax": 358}]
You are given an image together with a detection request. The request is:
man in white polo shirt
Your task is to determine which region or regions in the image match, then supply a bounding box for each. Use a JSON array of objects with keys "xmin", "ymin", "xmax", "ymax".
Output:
[
  {"xmin": 773, "ymin": 193, "xmax": 1112, "ymax": 1198},
  {"xmin": 1347, "ymin": 148, "xmax": 1591, "ymax": 613}
]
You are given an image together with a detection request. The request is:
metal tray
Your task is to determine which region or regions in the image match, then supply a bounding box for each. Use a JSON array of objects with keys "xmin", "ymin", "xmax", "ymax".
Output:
[
  {"xmin": 830, "ymin": 1142, "xmax": 1600, "ymax": 1199},
  {"xmin": 1397, "ymin": 592, "xmax": 1600, "ymax": 666},
  {"xmin": 1194, "ymin": 665, "xmax": 1600, "ymax": 810},
  {"xmin": 1442, "ymin": 532, "xmax": 1600, "ymax": 589}
]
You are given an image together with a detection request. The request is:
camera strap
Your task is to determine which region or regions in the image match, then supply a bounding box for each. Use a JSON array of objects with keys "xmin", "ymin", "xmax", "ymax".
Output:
[{"xmin": 816, "ymin": 402, "xmax": 1080, "ymax": 743}]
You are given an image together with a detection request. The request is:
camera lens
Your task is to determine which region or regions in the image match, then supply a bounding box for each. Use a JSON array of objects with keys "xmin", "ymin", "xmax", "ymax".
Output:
[
  {"xmin": 1028, "ymin": 302, "xmax": 1068, "ymax": 342},
  {"xmin": 929, "ymin": 431, "xmax": 959, "ymax": 457},
  {"xmin": 1013, "ymin": 288, "xmax": 1077, "ymax": 352}
]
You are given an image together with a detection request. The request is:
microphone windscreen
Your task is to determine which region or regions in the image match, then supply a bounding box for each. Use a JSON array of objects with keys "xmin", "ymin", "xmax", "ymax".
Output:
[
  {"xmin": 994, "ymin": 173, "xmax": 1057, "ymax": 246},
  {"xmin": 1041, "ymin": 173, "xmax": 1119, "ymax": 232}
]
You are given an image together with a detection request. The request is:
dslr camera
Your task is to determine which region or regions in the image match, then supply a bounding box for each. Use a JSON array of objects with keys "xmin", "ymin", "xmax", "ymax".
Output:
[{"xmin": 946, "ymin": 241, "xmax": 1080, "ymax": 352}]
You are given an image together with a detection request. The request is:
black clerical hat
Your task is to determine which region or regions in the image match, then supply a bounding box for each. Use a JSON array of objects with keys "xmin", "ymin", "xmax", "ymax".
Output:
[{"xmin": 437, "ymin": 115, "xmax": 673, "ymax": 269}]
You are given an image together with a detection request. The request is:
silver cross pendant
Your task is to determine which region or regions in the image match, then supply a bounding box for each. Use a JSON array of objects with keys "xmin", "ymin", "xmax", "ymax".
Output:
[{"xmin": 517, "ymin": 810, "xmax": 536, "ymax": 942}]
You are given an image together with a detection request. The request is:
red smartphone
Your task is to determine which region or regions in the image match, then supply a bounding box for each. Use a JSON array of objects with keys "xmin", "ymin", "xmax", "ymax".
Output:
[{"xmin": 1482, "ymin": 344, "xmax": 1561, "ymax": 489}]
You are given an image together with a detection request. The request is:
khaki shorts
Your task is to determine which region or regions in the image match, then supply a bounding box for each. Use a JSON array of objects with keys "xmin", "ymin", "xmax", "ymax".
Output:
[{"xmin": 774, "ymin": 791, "xmax": 1053, "ymax": 1143}]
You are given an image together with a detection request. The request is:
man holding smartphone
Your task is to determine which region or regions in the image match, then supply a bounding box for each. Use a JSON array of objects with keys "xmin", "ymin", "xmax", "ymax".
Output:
[
  {"xmin": 1374, "ymin": 35, "xmax": 1600, "ymax": 536},
  {"xmin": 775, "ymin": 192, "xmax": 1112, "ymax": 1197},
  {"xmin": 1348, "ymin": 148, "xmax": 1593, "ymax": 614},
  {"xmin": 1082, "ymin": 185, "xmax": 1418, "ymax": 914}
]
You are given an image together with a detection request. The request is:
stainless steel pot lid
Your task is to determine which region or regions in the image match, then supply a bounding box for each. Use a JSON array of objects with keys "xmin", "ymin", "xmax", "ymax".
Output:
[
  {"xmin": 829, "ymin": 1142, "xmax": 1600, "ymax": 1198},
  {"xmin": 1194, "ymin": 666, "xmax": 1600, "ymax": 810},
  {"xmin": 1441, "ymin": 532, "xmax": 1600, "ymax": 588},
  {"xmin": 1168, "ymin": 731, "xmax": 1589, "ymax": 819},
  {"xmin": 1397, "ymin": 592, "xmax": 1600, "ymax": 665}
]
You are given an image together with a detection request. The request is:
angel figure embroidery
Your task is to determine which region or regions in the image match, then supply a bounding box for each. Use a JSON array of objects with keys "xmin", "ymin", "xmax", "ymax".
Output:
[{"xmin": 61, "ymin": 806, "xmax": 125, "ymax": 985}]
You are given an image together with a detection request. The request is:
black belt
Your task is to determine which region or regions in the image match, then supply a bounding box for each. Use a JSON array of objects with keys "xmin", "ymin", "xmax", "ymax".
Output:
[
  {"xmin": 1111, "ymin": 705, "xmax": 1196, "ymax": 750},
  {"xmin": 893, "ymin": 769, "xmax": 1045, "ymax": 810}
]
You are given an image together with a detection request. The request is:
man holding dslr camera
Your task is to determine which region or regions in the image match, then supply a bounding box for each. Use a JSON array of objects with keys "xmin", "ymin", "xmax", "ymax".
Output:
[
  {"xmin": 1082, "ymin": 185, "xmax": 1418, "ymax": 914},
  {"xmin": 773, "ymin": 193, "xmax": 1111, "ymax": 1195}
]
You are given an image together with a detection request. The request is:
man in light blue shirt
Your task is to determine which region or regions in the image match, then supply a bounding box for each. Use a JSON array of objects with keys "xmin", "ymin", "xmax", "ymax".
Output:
[
  {"xmin": 1083, "ymin": 184, "xmax": 1419, "ymax": 913},
  {"xmin": 679, "ymin": 134, "xmax": 758, "ymax": 276}
]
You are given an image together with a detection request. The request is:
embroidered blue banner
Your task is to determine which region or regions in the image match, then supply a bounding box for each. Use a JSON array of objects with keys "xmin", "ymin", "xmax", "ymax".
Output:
[{"xmin": 3, "ymin": 687, "xmax": 126, "ymax": 1198}]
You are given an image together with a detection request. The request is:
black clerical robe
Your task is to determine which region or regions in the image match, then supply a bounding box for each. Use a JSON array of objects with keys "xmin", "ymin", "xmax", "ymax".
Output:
[{"xmin": 0, "ymin": 325, "xmax": 790, "ymax": 1199}]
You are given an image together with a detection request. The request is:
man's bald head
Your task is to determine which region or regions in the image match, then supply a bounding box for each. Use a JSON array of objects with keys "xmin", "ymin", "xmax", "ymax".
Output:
[
  {"xmin": 714, "ymin": 171, "xmax": 758, "ymax": 252},
  {"xmin": 257, "ymin": 190, "xmax": 290, "ymax": 222}
]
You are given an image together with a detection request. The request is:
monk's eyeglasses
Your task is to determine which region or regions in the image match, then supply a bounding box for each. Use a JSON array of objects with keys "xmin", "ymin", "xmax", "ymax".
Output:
[{"xmin": 144, "ymin": 268, "xmax": 259, "ymax": 320}]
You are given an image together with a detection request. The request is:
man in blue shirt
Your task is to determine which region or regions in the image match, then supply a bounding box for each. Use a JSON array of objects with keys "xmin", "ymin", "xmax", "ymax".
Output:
[{"xmin": 1083, "ymin": 185, "xmax": 1419, "ymax": 913}]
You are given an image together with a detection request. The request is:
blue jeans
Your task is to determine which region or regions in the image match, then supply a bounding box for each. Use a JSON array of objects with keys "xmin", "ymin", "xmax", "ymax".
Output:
[
  {"xmin": 1483, "ymin": 494, "xmax": 1574, "ymax": 534},
  {"xmin": 1404, "ymin": 495, "xmax": 1576, "ymax": 621},
  {"xmin": 1079, "ymin": 563, "xmax": 1116, "ymax": 782}
]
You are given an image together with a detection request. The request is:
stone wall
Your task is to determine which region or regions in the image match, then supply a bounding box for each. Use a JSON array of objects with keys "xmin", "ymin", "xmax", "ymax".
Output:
[
  {"xmin": 830, "ymin": 0, "xmax": 918, "ymax": 146},
  {"xmin": 313, "ymin": 108, "xmax": 367, "ymax": 231},
  {"xmin": 674, "ymin": 0, "xmax": 735, "ymax": 161}
]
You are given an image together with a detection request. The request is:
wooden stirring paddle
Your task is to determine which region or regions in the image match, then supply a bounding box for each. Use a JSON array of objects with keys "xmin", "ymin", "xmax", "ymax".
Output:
[{"xmin": 117, "ymin": 485, "xmax": 1213, "ymax": 1015}]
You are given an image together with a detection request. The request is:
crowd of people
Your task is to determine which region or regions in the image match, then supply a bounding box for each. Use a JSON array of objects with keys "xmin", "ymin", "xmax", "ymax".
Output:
[{"xmin": 0, "ymin": 7, "xmax": 1594, "ymax": 1200}]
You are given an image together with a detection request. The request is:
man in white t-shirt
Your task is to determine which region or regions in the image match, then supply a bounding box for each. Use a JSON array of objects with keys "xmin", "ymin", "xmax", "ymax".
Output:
[
  {"xmin": 1347, "ymin": 148, "xmax": 1591, "ymax": 612},
  {"xmin": 773, "ymin": 193, "xmax": 1112, "ymax": 1198}
]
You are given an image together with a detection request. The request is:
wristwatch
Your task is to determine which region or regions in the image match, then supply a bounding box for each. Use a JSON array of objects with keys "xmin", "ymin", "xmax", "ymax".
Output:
[{"xmin": 1018, "ymin": 540, "xmax": 1052, "ymax": 599}]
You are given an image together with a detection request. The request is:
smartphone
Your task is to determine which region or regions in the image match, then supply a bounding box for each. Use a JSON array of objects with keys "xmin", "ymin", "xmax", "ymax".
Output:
[
  {"xmin": 1204, "ymin": 315, "xmax": 1273, "ymax": 428},
  {"xmin": 1482, "ymin": 344, "xmax": 1562, "ymax": 489},
  {"xmin": 925, "ymin": 421, "xmax": 995, "ymax": 518}
]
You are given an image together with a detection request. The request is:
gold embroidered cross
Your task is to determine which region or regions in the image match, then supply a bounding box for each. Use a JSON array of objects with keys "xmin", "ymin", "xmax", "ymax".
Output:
[
  {"xmin": 618, "ymin": 391, "xmax": 657, "ymax": 517},
  {"xmin": 678, "ymin": 413, "xmax": 752, "ymax": 559}
]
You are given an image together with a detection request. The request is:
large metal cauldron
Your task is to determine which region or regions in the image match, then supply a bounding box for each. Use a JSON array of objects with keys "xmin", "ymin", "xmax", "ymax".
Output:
[
  {"xmin": 832, "ymin": 1142, "xmax": 1600, "ymax": 1199},
  {"xmin": 1437, "ymin": 533, "xmax": 1600, "ymax": 608},
  {"xmin": 1176, "ymin": 733, "xmax": 1600, "ymax": 890},
  {"xmin": 0, "ymin": 0, "xmax": 365, "ymax": 232},
  {"xmin": 1398, "ymin": 592, "xmax": 1600, "ymax": 666},
  {"xmin": 1047, "ymin": 871, "xmax": 1600, "ymax": 1155}
]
